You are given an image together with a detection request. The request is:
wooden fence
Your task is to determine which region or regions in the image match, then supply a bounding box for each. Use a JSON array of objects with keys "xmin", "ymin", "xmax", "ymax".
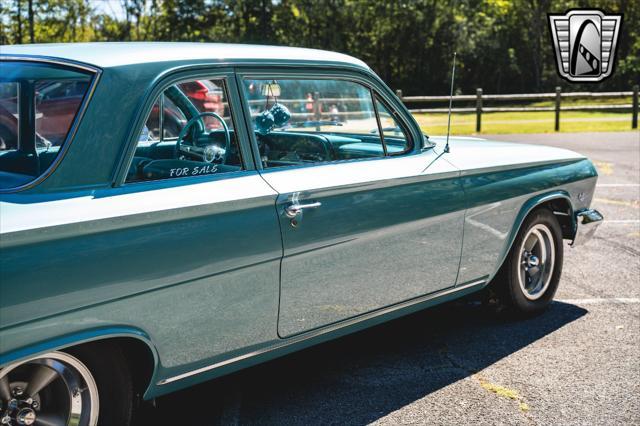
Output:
[{"xmin": 395, "ymin": 85, "xmax": 639, "ymax": 132}]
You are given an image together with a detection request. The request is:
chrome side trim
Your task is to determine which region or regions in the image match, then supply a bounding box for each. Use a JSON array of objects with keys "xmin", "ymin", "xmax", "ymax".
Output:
[
  {"xmin": 0, "ymin": 55, "xmax": 101, "ymax": 74},
  {"xmin": 0, "ymin": 56, "xmax": 102, "ymax": 193},
  {"xmin": 571, "ymin": 209, "xmax": 604, "ymax": 247},
  {"xmin": 157, "ymin": 278, "xmax": 487, "ymax": 385}
]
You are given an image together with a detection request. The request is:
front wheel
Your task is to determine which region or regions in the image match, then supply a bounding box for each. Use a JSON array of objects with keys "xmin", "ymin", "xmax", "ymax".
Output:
[{"xmin": 490, "ymin": 208, "xmax": 564, "ymax": 316}]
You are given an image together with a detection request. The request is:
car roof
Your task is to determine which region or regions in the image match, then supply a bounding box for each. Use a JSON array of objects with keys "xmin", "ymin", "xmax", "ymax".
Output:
[{"xmin": 0, "ymin": 42, "xmax": 370, "ymax": 70}]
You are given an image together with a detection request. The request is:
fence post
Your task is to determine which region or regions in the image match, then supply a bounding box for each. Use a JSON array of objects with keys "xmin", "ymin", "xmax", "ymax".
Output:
[
  {"xmin": 313, "ymin": 91, "xmax": 321, "ymax": 131},
  {"xmin": 395, "ymin": 89, "xmax": 403, "ymax": 101},
  {"xmin": 475, "ymin": 88, "xmax": 482, "ymax": 132},
  {"xmin": 632, "ymin": 85, "xmax": 638, "ymax": 129},
  {"xmin": 555, "ymin": 86, "xmax": 561, "ymax": 132}
]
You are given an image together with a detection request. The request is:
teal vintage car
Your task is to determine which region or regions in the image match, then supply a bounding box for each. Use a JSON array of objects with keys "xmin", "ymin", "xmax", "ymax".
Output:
[{"xmin": 0, "ymin": 43, "xmax": 602, "ymax": 426}]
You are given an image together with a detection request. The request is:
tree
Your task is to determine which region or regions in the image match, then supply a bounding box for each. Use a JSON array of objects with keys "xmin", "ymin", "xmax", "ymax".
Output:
[
  {"xmin": 15, "ymin": 0, "xmax": 23, "ymax": 44},
  {"xmin": 1, "ymin": 0, "xmax": 637, "ymax": 93}
]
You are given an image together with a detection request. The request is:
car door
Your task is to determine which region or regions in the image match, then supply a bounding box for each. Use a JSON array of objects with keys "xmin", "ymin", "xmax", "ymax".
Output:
[
  {"xmin": 238, "ymin": 71, "xmax": 465, "ymax": 337},
  {"xmin": 0, "ymin": 71, "xmax": 286, "ymax": 377}
]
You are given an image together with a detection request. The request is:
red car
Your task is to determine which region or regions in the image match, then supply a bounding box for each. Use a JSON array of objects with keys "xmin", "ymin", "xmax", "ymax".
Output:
[
  {"xmin": 178, "ymin": 80, "xmax": 225, "ymax": 129},
  {"xmin": 0, "ymin": 80, "xmax": 223, "ymax": 149}
]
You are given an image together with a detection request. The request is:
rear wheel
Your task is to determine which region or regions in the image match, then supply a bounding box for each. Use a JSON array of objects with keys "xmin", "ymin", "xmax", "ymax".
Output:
[
  {"xmin": 0, "ymin": 343, "xmax": 133, "ymax": 426},
  {"xmin": 489, "ymin": 208, "xmax": 564, "ymax": 316},
  {"xmin": 0, "ymin": 351, "xmax": 99, "ymax": 426}
]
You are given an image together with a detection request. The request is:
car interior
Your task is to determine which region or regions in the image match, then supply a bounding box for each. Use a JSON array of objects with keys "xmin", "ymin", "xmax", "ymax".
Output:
[
  {"xmin": 0, "ymin": 71, "xmax": 412, "ymax": 189},
  {"xmin": 127, "ymin": 78, "xmax": 411, "ymax": 182},
  {"xmin": 126, "ymin": 82, "xmax": 243, "ymax": 183},
  {"xmin": 248, "ymin": 79, "xmax": 411, "ymax": 169}
]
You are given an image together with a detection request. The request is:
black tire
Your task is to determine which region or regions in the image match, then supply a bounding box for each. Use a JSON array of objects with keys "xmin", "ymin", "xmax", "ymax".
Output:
[
  {"xmin": 489, "ymin": 207, "xmax": 564, "ymax": 316},
  {"xmin": 66, "ymin": 341, "xmax": 134, "ymax": 426}
]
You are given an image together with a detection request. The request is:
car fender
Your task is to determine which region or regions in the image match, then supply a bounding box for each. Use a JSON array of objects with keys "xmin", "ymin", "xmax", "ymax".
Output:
[{"xmin": 489, "ymin": 190, "xmax": 575, "ymax": 282}]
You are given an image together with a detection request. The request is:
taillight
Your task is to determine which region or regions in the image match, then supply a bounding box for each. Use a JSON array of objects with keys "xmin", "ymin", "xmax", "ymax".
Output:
[
  {"xmin": 181, "ymin": 81, "xmax": 209, "ymax": 101},
  {"xmin": 189, "ymin": 89, "xmax": 208, "ymax": 101}
]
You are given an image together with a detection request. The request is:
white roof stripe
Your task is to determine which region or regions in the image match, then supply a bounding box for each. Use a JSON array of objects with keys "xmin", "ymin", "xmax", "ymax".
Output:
[{"xmin": 0, "ymin": 42, "xmax": 369, "ymax": 69}]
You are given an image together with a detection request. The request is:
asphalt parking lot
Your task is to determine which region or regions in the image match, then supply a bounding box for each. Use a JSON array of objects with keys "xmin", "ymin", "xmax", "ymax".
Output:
[{"xmin": 140, "ymin": 131, "xmax": 639, "ymax": 425}]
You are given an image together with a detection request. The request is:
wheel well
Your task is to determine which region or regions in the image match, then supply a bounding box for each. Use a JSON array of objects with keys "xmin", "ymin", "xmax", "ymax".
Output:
[
  {"xmin": 113, "ymin": 338, "xmax": 155, "ymax": 398},
  {"xmin": 489, "ymin": 196, "xmax": 573, "ymax": 292},
  {"xmin": 535, "ymin": 197, "xmax": 574, "ymax": 240},
  {"xmin": 64, "ymin": 337, "xmax": 155, "ymax": 399}
]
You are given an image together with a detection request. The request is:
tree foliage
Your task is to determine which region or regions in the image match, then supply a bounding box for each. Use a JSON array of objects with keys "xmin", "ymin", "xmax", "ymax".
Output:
[{"xmin": 1, "ymin": 0, "xmax": 637, "ymax": 94}]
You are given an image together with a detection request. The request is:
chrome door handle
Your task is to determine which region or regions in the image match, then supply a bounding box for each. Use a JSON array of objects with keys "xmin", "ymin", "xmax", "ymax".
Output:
[{"xmin": 284, "ymin": 201, "xmax": 322, "ymax": 218}]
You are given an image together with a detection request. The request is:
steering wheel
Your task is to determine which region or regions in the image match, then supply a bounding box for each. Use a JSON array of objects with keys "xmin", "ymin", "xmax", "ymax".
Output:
[{"xmin": 174, "ymin": 112, "xmax": 231, "ymax": 163}]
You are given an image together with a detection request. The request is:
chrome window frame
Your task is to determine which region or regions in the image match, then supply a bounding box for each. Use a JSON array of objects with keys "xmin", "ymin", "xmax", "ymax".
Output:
[
  {"xmin": 373, "ymin": 94, "xmax": 413, "ymax": 156},
  {"xmin": 241, "ymin": 76, "xmax": 387, "ymax": 167},
  {"xmin": 236, "ymin": 68, "xmax": 416, "ymax": 172}
]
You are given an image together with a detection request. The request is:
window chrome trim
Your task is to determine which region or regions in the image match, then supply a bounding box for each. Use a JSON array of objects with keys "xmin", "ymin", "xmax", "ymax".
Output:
[
  {"xmin": 0, "ymin": 55, "xmax": 101, "ymax": 74},
  {"xmin": 370, "ymin": 87, "xmax": 388, "ymax": 156},
  {"xmin": 157, "ymin": 277, "xmax": 487, "ymax": 386},
  {"xmin": 158, "ymin": 93, "xmax": 165, "ymax": 142},
  {"xmin": 374, "ymin": 94, "xmax": 414, "ymax": 156},
  {"xmin": 0, "ymin": 56, "xmax": 102, "ymax": 193},
  {"xmin": 240, "ymin": 78, "xmax": 392, "ymax": 169},
  {"xmin": 237, "ymin": 69, "xmax": 420, "ymax": 171}
]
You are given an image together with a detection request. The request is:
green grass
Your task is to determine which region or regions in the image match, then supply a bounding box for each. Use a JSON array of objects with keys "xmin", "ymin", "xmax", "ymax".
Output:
[
  {"xmin": 528, "ymin": 96, "xmax": 633, "ymax": 108},
  {"xmin": 413, "ymin": 110, "xmax": 638, "ymax": 135}
]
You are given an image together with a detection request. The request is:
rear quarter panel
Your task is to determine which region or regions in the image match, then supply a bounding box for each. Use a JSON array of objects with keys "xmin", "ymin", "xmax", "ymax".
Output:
[
  {"xmin": 442, "ymin": 140, "xmax": 598, "ymax": 284},
  {"xmin": 0, "ymin": 173, "xmax": 284, "ymax": 397}
]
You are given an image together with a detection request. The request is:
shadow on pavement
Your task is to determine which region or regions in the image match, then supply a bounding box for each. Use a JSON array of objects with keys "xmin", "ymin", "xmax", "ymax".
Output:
[{"xmin": 138, "ymin": 300, "xmax": 587, "ymax": 425}]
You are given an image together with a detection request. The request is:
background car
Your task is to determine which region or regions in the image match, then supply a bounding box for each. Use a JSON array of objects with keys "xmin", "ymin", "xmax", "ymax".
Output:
[
  {"xmin": 0, "ymin": 80, "xmax": 88, "ymax": 150},
  {"xmin": 179, "ymin": 80, "xmax": 225, "ymax": 130}
]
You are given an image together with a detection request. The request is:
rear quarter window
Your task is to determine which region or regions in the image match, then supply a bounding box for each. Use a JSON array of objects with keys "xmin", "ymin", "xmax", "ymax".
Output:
[{"xmin": 0, "ymin": 60, "xmax": 95, "ymax": 190}]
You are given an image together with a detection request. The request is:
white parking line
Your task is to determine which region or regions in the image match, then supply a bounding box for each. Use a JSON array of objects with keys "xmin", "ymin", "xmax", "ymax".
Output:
[
  {"xmin": 597, "ymin": 184, "xmax": 640, "ymax": 187},
  {"xmin": 556, "ymin": 298, "xmax": 640, "ymax": 305},
  {"xmin": 602, "ymin": 220, "xmax": 640, "ymax": 224}
]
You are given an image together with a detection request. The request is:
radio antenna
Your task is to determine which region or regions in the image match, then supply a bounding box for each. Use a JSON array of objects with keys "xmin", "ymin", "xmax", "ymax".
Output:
[{"xmin": 444, "ymin": 52, "xmax": 457, "ymax": 153}]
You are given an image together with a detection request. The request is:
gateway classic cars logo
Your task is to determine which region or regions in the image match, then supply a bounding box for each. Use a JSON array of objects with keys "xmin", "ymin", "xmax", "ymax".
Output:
[{"xmin": 548, "ymin": 9, "xmax": 622, "ymax": 82}]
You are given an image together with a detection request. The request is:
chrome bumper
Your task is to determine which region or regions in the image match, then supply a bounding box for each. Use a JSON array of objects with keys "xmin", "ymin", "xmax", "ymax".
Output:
[{"xmin": 571, "ymin": 209, "xmax": 604, "ymax": 247}]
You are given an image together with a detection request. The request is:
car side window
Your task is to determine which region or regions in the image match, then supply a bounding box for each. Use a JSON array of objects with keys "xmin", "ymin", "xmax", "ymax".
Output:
[
  {"xmin": 374, "ymin": 96, "xmax": 412, "ymax": 154},
  {"xmin": 243, "ymin": 78, "xmax": 388, "ymax": 169},
  {"xmin": 127, "ymin": 78, "xmax": 243, "ymax": 183},
  {"xmin": 0, "ymin": 62, "xmax": 94, "ymax": 189}
]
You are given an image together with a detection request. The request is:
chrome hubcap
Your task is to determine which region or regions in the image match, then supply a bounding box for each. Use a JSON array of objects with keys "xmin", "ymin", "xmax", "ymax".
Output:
[
  {"xmin": 0, "ymin": 352, "xmax": 99, "ymax": 426},
  {"xmin": 518, "ymin": 224, "xmax": 555, "ymax": 300}
]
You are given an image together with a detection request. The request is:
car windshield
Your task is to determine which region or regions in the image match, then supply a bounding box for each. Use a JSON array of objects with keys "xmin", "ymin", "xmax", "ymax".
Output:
[{"xmin": 0, "ymin": 61, "xmax": 94, "ymax": 190}]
